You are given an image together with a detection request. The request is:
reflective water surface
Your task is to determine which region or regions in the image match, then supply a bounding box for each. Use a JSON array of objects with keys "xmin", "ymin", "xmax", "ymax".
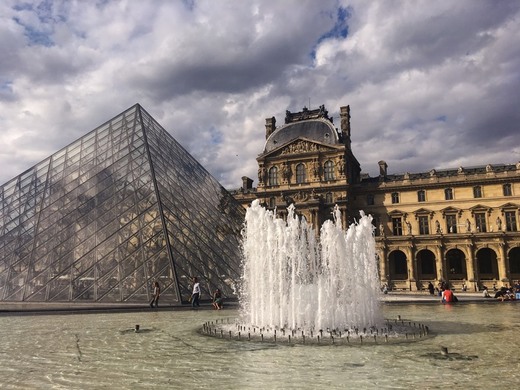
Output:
[{"xmin": 0, "ymin": 303, "xmax": 518, "ymax": 389}]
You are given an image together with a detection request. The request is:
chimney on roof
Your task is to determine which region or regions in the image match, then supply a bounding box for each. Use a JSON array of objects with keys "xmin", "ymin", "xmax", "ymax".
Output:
[
  {"xmin": 340, "ymin": 105, "xmax": 351, "ymax": 149},
  {"xmin": 265, "ymin": 117, "xmax": 276, "ymax": 139},
  {"xmin": 242, "ymin": 176, "xmax": 253, "ymax": 190},
  {"xmin": 378, "ymin": 160, "xmax": 388, "ymax": 179}
]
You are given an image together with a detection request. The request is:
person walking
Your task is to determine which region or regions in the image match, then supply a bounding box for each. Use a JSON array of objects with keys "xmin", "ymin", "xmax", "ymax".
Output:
[
  {"xmin": 191, "ymin": 277, "xmax": 201, "ymax": 308},
  {"xmin": 149, "ymin": 281, "xmax": 160, "ymax": 308},
  {"xmin": 212, "ymin": 288, "xmax": 223, "ymax": 310}
]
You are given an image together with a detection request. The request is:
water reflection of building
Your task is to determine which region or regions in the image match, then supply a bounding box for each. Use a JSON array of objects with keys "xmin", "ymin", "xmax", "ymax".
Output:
[
  {"xmin": 0, "ymin": 104, "xmax": 245, "ymax": 305},
  {"xmin": 231, "ymin": 104, "xmax": 520, "ymax": 291}
]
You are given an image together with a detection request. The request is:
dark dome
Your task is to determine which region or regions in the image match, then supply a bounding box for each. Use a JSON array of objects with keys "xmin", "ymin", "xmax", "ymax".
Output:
[{"xmin": 264, "ymin": 118, "xmax": 339, "ymax": 153}]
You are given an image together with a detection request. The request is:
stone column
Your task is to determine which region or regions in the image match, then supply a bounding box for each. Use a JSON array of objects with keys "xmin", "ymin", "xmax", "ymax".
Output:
[
  {"xmin": 404, "ymin": 245, "xmax": 416, "ymax": 291},
  {"xmin": 465, "ymin": 243, "xmax": 477, "ymax": 291},
  {"xmin": 378, "ymin": 244, "xmax": 388, "ymax": 285},
  {"xmin": 434, "ymin": 244, "xmax": 444, "ymax": 283},
  {"xmin": 498, "ymin": 242, "xmax": 508, "ymax": 286}
]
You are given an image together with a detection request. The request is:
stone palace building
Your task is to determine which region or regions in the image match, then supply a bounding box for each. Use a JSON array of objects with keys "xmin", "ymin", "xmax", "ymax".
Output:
[{"xmin": 231, "ymin": 104, "xmax": 520, "ymax": 292}]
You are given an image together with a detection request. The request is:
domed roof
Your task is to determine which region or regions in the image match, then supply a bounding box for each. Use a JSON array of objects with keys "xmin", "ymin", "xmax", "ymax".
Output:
[{"xmin": 264, "ymin": 118, "xmax": 339, "ymax": 153}]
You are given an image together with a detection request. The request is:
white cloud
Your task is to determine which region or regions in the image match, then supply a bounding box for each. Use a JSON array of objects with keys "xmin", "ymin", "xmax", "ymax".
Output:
[{"xmin": 0, "ymin": 0, "xmax": 519, "ymax": 189}]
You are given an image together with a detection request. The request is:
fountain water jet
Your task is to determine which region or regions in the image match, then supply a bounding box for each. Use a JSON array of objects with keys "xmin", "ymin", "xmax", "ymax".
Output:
[{"xmin": 238, "ymin": 200, "xmax": 382, "ymax": 332}]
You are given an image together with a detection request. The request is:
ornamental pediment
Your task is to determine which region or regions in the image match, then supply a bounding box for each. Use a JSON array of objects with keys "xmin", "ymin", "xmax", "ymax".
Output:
[
  {"xmin": 440, "ymin": 206, "xmax": 462, "ymax": 217},
  {"xmin": 469, "ymin": 204, "xmax": 492, "ymax": 216},
  {"xmin": 498, "ymin": 202, "xmax": 519, "ymax": 211},
  {"xmin": 413, "ymin": 208, "xmax": 434, "ymax": 219},
  {"xmin": 388, "ymin": 209, "xmax": 407, "ymax": 217},
  {"xmin": 263, "ymin": 138, "xmax": 340, "ymax": 158}
]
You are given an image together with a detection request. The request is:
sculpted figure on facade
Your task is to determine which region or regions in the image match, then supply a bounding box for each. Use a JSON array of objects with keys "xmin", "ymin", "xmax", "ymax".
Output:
[
  {"xmin": 258, "ymin": 166, "xmax": 266, "ymax": 184},
  {"xmin": 435, "ymin": 220, "xmax": 441, "ymax": 234},
  {"xmin": 281, "ymin": 141, "xmax": 318, "ymax": 155},
  {"xmin": 337, "ymin": 156, "xmax": 345, "ymax": 176},
  {"xmin": 282, "ymin": 162, "xmax": 292, "ymax": 182},
  {"xmin": 496, "ymin": 217, "xmax": 502, "ymax": 231},
  {"xmin": 406, "ymin": 221, "xmax": 412, "ymax": 235},
  {"xmin": 293, "ymin": 191, "xmax": 309, "ymax": 202},
  {"xmin": 466, "ymin": 219, "xmax": 471, "ymax": 233},
  {"xmin": 312, "ymin": 160, "xmax": 321, "ymax": 180}
]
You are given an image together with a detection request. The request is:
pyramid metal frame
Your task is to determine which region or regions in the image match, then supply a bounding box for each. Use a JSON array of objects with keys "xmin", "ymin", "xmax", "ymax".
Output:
[{"xmin": 0, "ymin": 104, "xmax": 245, "ymax": 305}]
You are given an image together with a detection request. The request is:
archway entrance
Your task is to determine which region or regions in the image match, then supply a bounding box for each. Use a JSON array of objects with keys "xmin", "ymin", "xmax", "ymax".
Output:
[
  {"xmin": 388, "ymin": 250, "xmax": 407, "ymax": 290},
  {"xmin": 508, "ymin": 247, "xmax": 520, "ymax": 282},
  {"xmin": 416, "ymin": 249, "xmax": 436, "ymax": 289},
  {"xmin": 445, "ymin": 248, "xmax": 467, "ymax": 286},
  {"xmin": 476, "ymin": 247, "xmax": 499, "ymax": 288}
]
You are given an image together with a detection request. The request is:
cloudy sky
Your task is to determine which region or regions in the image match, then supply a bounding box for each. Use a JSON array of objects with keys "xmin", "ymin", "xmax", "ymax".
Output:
[{"xmin": 1, "ymin": 0, "xmax": 519, "ymax": 189}]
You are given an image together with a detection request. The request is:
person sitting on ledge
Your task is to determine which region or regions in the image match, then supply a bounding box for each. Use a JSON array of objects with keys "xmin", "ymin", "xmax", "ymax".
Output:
[
  {"xmin": 494, "ymin": 287, "xmax": 507, "ymax": 300},
  {"xmin": 482, "ymin": 286, "xmax": 491, "ymax": 298},
  {"xmin": 498, "ymin": 289, "xmax": 515, "ymax": 301},
  {"xmin": 441, "ymin": 288, "xmax": 457, "ymax": 303}
]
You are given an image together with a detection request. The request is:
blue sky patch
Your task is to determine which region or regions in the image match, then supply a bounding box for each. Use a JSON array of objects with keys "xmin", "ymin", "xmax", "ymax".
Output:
[{"xmin": 310, "ymin": 6, "xmax": 350, "ymax": 61}]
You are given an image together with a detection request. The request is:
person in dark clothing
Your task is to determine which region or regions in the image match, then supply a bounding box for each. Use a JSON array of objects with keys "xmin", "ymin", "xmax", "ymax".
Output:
[{"xmin": 428, "ymin": 282, "xmax": 435, "ymax": 295}]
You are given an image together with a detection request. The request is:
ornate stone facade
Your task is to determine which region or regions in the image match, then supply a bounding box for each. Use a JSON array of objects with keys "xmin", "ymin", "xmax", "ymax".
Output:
[
  {"xmin": 231, "ymin": 104, "xmax": 520, "ymax": 292},
  {"xmin": 233, "ymin": 104, "xmax": 360, "ymax": 232}
]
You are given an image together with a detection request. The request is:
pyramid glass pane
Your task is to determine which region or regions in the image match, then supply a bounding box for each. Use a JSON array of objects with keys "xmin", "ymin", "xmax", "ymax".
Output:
[{"xmin": 0, "ymin": 104, "xmax": 245, "ymax": 306}]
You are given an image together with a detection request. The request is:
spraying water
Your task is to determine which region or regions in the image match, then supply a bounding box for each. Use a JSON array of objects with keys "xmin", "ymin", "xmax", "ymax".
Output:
[{"xmin": 240, "ymin": 200, "xmax": 382, "ymax": 331}]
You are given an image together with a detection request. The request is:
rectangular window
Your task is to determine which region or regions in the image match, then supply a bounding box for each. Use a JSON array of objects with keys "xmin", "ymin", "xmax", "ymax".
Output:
[
  {"xmin": 268, "ymin": 167, "xmax": 278, "ymax": 186},
  {"xmin": 367, "ymin": 194, "xmax": 374, "ymax": 206},
  {"xmin": 391, "ymin": 192, "xmax": 399, "ymax": 204},
  {"xmin": 417, "ymin": 190, "xmax": 425, "ymax": 202},
  {"xmin": 475, "ymin": 213, "xmax": 487, "ymax": 233},
  {"xmin": 503, "ymin": 183, "xmax": 512, "ymax": 196},
  {"xmin": 418, "ymin": 216, "xmax": 429, "ymax": 235},
  {"xmin": 473, "ymin": 186, "xmax": 482, "ymax": 198},
  {"xmin": 505, "ymin": 211, "xmax": 517, "ymax": 232},
  {"xmin": 324, "ymin": 161, "xmax": 335, "ymax": 181},
  {"xmin": 325, "ymin": 192, "xmax": 333, "ymax": 204},
  {"xmin": 269, "ymin": 197, "xmax": 276, "ymax": 208},
  {"xmin": 296, "ymin": 164, "xmax": 306, "ymax": 184},
  {"xmin": 446, "ymin": 214, "xmax": 457, "ymax": 233},
  {"xmin": 392, "ymin": 217, "xmax": 403, "ymax": 236},
  {"xmin": 444, "ymin": 188, "xmax": 453, "ymax": 200}
]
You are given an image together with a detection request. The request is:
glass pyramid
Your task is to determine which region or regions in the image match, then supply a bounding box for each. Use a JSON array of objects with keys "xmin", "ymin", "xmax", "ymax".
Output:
[{"xmin": 0, "ymin": 104, "xmax": 245, "ymax": 305}]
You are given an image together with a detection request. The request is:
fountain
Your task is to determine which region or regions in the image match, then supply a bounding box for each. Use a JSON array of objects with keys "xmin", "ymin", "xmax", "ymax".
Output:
[
  {"xmin": 240, "ymin": 199, "xmax": 381, "ymax": 331},
  {"xmin": 203, "ymin": 200, "xmax": 430, "ymax": 344}
]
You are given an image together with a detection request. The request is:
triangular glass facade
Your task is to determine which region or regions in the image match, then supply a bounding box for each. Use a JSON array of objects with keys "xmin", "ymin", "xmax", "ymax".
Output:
[{"xmin": 0, "ymin": 104, "xmax": 245, "ymax": 305}]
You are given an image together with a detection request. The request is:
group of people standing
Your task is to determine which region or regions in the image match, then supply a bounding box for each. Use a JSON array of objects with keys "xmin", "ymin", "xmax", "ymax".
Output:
[{"xmin": 148, "ymin": 277, "xmax": 224, "ymax": 310}]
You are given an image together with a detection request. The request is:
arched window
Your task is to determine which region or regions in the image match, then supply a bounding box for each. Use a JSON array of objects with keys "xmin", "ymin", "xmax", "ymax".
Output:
[
  {"xmin": 324, "ymin": 160, "xmax": 335, "ymax": 181},
  {"xmin": 268, "ymin": 166, "xmax": 278, "ymax": 186},
  {"xmin": 296, "ymin": 163, "xmax": 306, "ymax": 184}
]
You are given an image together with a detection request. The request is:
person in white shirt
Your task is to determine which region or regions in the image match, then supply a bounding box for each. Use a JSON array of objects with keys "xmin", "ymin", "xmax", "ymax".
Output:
[{"xmin": 191, "ymin": 277, "xmax": 201, "ymax": 308}]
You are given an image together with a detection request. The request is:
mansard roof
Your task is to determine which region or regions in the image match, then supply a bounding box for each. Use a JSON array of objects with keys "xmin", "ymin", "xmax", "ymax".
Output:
[
  {"xmin": 264, "ymin": 117, "xmax": 340, "ymax": 154},
  {"xmin": 360, "ymin": 163, "xmax": 519, "ymax": 183}
]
